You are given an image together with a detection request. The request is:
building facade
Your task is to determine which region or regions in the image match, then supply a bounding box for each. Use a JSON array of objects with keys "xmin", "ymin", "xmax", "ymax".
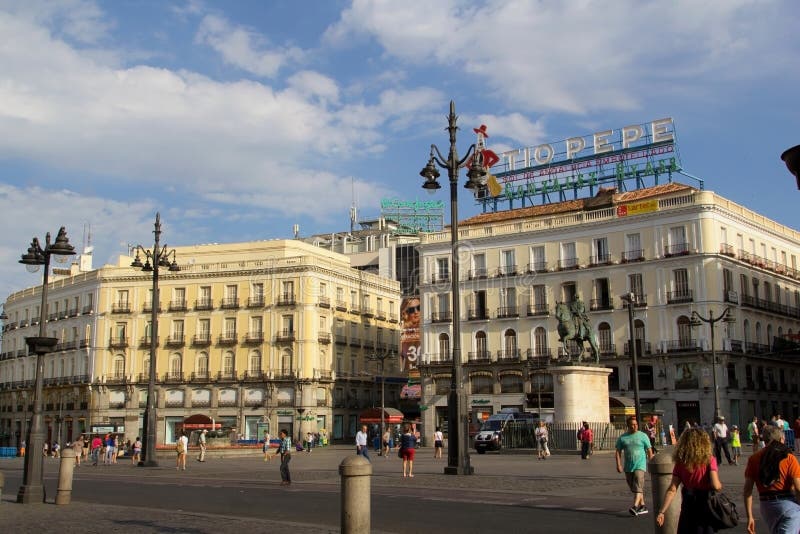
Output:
[
  {"xmin": 417, "ymin": 183, "xmax": 800, "ymax": 433},
  {"xmin": 0, "ymin": 239, "xmax": 401, "ymax": 447}
]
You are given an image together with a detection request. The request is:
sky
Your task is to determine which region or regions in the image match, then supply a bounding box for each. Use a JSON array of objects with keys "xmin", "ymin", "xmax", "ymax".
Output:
[{"xmin": 0, "ymin": 0, "xmax": 799, "ymax": 298}]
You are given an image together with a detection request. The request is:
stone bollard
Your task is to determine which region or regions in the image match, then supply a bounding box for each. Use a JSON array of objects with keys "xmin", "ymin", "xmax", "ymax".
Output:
[
  {"xmin": 56, "ymin": 448, "xmax": 77, "ymax": 505},
  {"xmin": 649, "ymin": 451, "xmax": 680, "ymax": 533},
  {"xmin": 339, "ymin": 455, "xmax": 372, "ymax": 534}
]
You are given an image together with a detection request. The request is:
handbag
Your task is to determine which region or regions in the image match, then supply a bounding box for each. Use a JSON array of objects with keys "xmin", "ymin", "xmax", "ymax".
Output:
[
  {"xmin": 397, "ymin": 446, "xmax": 403, "ymax": 458},
  {"xmin": 706, "ymin": 490, "xmax": 739, "ymax": 530}
]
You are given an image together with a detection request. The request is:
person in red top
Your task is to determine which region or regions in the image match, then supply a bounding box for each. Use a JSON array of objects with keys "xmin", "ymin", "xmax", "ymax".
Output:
[
  {"xmin": 743, "ymin": 425, "xmax": 800, "ymax": 534},
  {"xmin": 578, "ymin": 421, "xmax": 593, "ymax": 460},
  {"xmin": 656, "ymin": 428, "xmax": 722, "ymax": 532},
  {"xmin": 90, "ymin": 435, "xmax": 103, "ymax": 466}
]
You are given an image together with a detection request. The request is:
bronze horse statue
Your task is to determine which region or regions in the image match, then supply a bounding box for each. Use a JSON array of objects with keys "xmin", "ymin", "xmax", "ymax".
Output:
[{"xmin": 555, "ymin": 302, "xmax": 600, "ymax": 364}]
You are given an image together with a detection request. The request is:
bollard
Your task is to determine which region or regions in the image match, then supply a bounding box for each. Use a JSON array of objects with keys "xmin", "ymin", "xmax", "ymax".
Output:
[
  {"xmin": 56, "ymin": 448, "xmax": 77, "ymax": 505},
  {"xmin": 339, "ymin": 455, "xmax": 372, "ymax": 534},
  {"xmin": 649, "ymin": 451, "xmax": 680, "ymax": 533}
]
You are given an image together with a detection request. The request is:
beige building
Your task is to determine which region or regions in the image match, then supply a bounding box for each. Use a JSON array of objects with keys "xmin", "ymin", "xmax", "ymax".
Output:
[
  {"xmin": 0, "ymin": 239, "xmax": 401, "ymax": 447},
  {"xmin": 417, "ymin": 183, "xmax": 800, "ymax": 433}
]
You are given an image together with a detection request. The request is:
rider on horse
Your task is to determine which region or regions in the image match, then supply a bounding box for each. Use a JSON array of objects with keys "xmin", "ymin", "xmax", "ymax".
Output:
[{"xmin": 570, "ymin": 294, "xmax": 590, "ymax": 335}]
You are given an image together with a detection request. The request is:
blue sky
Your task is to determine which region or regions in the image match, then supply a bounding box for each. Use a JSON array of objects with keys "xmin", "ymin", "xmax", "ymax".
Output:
[{"xmin": 1, "ymin": 0, "xmax": 799, "ymax": 297}]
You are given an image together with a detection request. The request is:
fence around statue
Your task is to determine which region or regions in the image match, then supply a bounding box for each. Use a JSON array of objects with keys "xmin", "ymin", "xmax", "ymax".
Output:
[{"xmin": 501, "ymin": 421, "xmax": 627, "ymax": 451}]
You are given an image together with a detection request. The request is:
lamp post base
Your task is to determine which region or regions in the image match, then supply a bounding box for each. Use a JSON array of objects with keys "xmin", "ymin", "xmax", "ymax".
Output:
[
  {"xmin": 138, "ymin": 459, "xmax": 159, "ymax": 468},
  {"xmin": 443, "ymin": 465, "xmax": 475, "ymax": 475},
  {"xmin": 17, "ymin": 483, "xmax": 45, "ymax": 504}
]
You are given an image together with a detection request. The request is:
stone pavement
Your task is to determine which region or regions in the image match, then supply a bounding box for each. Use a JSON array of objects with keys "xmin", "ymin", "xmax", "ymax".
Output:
[{"xmin": 0, "ymin": 445, "xmax": 755, "ymax": 533}]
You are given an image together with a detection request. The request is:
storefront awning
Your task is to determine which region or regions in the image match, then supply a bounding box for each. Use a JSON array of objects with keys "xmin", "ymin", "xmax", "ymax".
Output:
[{"xmin": 359, "ymin": 407, "xmax": 404, "ymax": 424}]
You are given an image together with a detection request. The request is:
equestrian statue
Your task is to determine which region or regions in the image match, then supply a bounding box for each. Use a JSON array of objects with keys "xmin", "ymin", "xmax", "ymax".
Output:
[{"xmin": 555, "ymin": 295, "xmax": 600, "ymax": 364}]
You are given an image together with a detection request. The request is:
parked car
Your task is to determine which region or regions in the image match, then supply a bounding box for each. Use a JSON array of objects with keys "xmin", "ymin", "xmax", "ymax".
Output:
[{"xmin": 473, "ymin": 410, "xmax": 537, "ymax": 453}]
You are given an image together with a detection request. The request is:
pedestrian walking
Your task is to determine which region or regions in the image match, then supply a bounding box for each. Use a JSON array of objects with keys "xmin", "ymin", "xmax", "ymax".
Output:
[
  {"xmin": 382, "ymin": 428, "xmax": 392, "ymax": 458},
  {"xmin": 615, "ymin": 416, "xmax": 654, "ymax": 516},
  {"xmin": 400, "ymin": 423, "xmax": 417, "ymax": 478},
  {"xmin": 90, "ymin": 435, "xmax": 102, "ymax": 466},
  {"xmin": 655, "ymin": 428, "xmax": 722, "ymax": 533},
  {"xmin": 198, "ymin": 429, "xmax": 207, "ymax": 462},
  {"xmin": 132, "ymin": 437, "xmax": 142, "ymax": 465},
  {"xmin": 644, "ymin": 416, "xmax": 659, "ymax": 454},
  {"xmin": 743, "ymin": 425, "xmax": 800, "ymax": 534},
  {"xmin": 747, "ymin": 416, "xmax": 760, "ymax": 453},
  {"xmin": 306, "ymin": 432, "xmax": 313, "ymax": 453},
  {"xmin": 712, "ymin": 416, "xmax": 734, "ymax": 465},
  {"xmin": 578, "ymin": 421, "xmax": 594, "ymax": 460},
  {"xmin": 73, "ymin": 435, "xmax": 84, "ymax": 466},
  {"xmin": 262, "ymin": 430, "xmax": 272, "ymax": 462},
  {"xmin": 42, "ymin": 441, "xmax": 48, "ymax": 457},
  {"xmin": 19, "ymin": 439, "xmax": 26, "ymax": 457},
  {"xmin": 355, "ymin": 424, "xmax": 370, "ymax": 461},
  {"xmin": 535, "ymin": 420, "xmax": 550, "ymax": 460},
  {"xmin": 176, "ymin": 431, "xmax": 188, "ymax": 471},
  {"xmin": 277, "ymin": 429, "xmax": 292, "ymax": 486},
  {"xmin": 106, "ymin": 434, "xmax": 117, "ymax": 464},
  {"xmin": 730, "ymin": 425, "xmax": 741, "ymax": 465},
  {"xmin": 433, "ymin": 427, "xmax": 444, "ymax": 459},
  {"xmin": 52, "ymin": 441, "xmax": 60, "ymax": 458}
]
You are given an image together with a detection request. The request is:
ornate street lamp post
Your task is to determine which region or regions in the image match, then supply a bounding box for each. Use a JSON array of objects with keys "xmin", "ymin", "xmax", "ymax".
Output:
[
  {"xmin": 130, "ymin": 213, "xmax": 179, "ymax": 467},
  {"xmin": 419, "ymin": 100, "xmax": 487, "ymax": 475},
  {"xmin": 368, "ymin": 350, "xmax": 396, "ymax": 455},
  {"xmin": 17, "ymin": 227, "xmax": 75, "ymax": 503},
  {"xmin": 781, "ymin": 145, "xmax": 800, "ymax": 189},
  {"xmin": 690, "ymin": 308, "xmax": 735, "ymax": 421}
]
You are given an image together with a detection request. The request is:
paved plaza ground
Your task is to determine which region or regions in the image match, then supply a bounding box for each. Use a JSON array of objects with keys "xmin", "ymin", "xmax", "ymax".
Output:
[{"xmin": 0, "ymin": 445, "xmax": 758, "ymax": 533}]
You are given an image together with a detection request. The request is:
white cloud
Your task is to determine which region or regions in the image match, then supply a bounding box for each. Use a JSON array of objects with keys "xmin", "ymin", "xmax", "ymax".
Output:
[
  {"xmin": 287, "ymin": 71, "xmax": 340, "ymax": 104},
  {"xmin": 195, "ymin": 13, "xmax": 303, "ymax": 78},
  {"xmin": 325, "ymin": 0, "xmax": 795, "ymax": 114},
  {"xmin": 0, "ymin": 0, "xmax": 111, "ymax": 44}
]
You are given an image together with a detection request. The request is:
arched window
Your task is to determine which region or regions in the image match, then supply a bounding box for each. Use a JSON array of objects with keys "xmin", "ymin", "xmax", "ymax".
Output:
[
  {"xmin": 113, "ymin": 355, "xmax": 125, "ymax": 378},
  {"xmin": 743, "ymin": 319, "xmax": 751, "ymax": 344},
  {"xmin": 755, "ymin": 322, "xmax": 763, "ymax": 345},
  {"xmin": 475, "ymin": 331, "xmax": 488, "ymax": 357},
  {"xmin": 767, "ymin": 325, "xmax": 773, "ymax": 349},
  {"xmin": 223, "ymin": 351, "xmax": 235, "ymax": 377},
  {"xmin": 677, "ymin": 316, "xmax": 692, "ymax": 348},
  {"xmin": 533, "ymin": 327, "xmax": 548, "ymax": 357},
  {"xmin": 280, "ymin": 350, "xmax": 293, "ymax": 375},
  {"xmin": 249, "ymin": 350, "xmax": 262, "ymax": 374},
  {"xmin": 598, "ymin": 322, "xmax": 612, "ymax": 352},
  {"xmin": 196, "ymin": 352, "xmax": 209, "ymax": 377},
  {"xmin": 503, "ymin": 329, "xmax": 518, "ymax": 357},
  {"xmin": 438, "ymin": 333, "xmax": 450, "ymax": 360}
]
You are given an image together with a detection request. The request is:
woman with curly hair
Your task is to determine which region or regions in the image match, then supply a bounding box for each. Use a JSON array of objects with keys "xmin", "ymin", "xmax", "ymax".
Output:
[{"xmin": 656, "ymin": 428, "xmax": 722, "ymax": 533}]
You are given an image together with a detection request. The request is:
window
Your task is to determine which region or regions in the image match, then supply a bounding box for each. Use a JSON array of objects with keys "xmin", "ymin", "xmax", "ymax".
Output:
[
  {"xmin": 170, "ymin": 353, "xmax": 181, "ymax": 375},
  {"xmin": 673, "ymin": 269, "xmax": 689, "ymax": 296},
  {"xmin": 225, "ymin": 285, "xmax": 237, "ymax": 299},
  {"xmin": 472, "ymin": 253, "xmax": 486, "ymax": 278},
  {"xmin": 593, "ymin": 237, "xmax": 610, "ymax": 264},
  {"xmin": 625, "ymin": 233, "xmax": 642, "ymax": 261},
  {"xmin": 171, "ymin": 320, "xmax": 184, "ymax": 340},
  {"xmin": 533, "ymin": 327, "xmax": 548, "ymax": 357},
  {"xmin": 282, "ymin": 281, "xmax": 294, "ymax": 299},
  {"xmin": 500, "ymin": 287, "xmax": 517, "ymax": 315},
  {"xmin": 500, "ymin": 374, "xmax": 523, "ymax": 394},
  {"xmin": 592, "ymin": 278, "xmax": 610, "ymax": 309},
  {"xmin": 740, "ymin": 274, "xmax": 749, "ymax": 297},
  {"xmin": 668, "ymin": 226, "xmax": 687, "ymax": 254},
  {"xmin": 438, "ymin": 333, "xmax": 450, "ymax": 359},
  {"xmin": 350, "ymin": 291, "xmax": 358, "ymax": 308},
  {"xmin": 501, "ymin": 249, "xmax": 516, "ymax": 275},
  {"xmin": 376, "ymin": 298, "xmax": 383, "ymax": 314},
  {"xmin": 436, "ymin": 293, "xmax": 450, "ymax": 315},
  {"xmin": 198, "ymin": 318, "xmax": 210, "ymax": 336},
  {"xmin": 530, "ymin": 285, "xmax": 547, "ymax": 314},
  {"xmin": 173, "ymin": 287, "xmax": 186, "ymax": 304},
  {"xmin": 224, "ymin": 317, "xmax": 236, "ymax": 335},
  {"xmin": 283, "ymin": 315, "xmax": 294, "ymax": 333},
  {"xmin": 598, "ymin": 323, "xmax": 612, "ymax": 353},
  {"xmin": 117, "ymin": 290, "xmax": 129, "ymax": 305},
  {"xmin": 436, "ymin": 257, "xmax": 449, "ymax": 281},
  {"xmin": 475, "ymin": 331, "xmax": 488, "ymax": 355},
  {"xmin": 629, "ymin": 273, "xmax": 643, "ymax": 301},
  {"xmin": 223, "ymin": 351, "xmax": 234, "ymax": 376},
  {"xmin": 199, "ymin": 286, "xmax": 211, "ymax": 306},
  {"xmin": 471, "ymin": 375, "xmax": 493, "ymax": 394},
  {"xmin": 197, "ymin": 352, "xmax": 209, "ymax": 376},
  {"xmin": 560, "ymin": 242, "xmax": 577, "ymax": 269},
  {"xmin": 469, "ymin": 290, "xmax": 487, "ymax": 319},
  {"xmin": 249, "ymin": 351, "xmax": 262, "ymax": 373},
  {"xmin": 677, "ymin": 316, "xmax": 692, "ymax": 348},
  {"xmin": 251, "ymin": 316, "xmax": 263, "ymax": 334},
  {"xmin": 113, "ymin": 355, "xmax": 125, "ymax": 378},
  {"xmin": 503, "ymin": 329, "xmax": 517, "ymax": 355},
  {"xmin": 561, "ymin": 282, "xmax": 576, "ymax": 303}
]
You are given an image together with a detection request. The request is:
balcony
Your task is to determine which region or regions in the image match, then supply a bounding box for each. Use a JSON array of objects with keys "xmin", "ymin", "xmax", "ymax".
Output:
[
  {"xmin": 273, "ymin": 370, "xmax": 296, "ymax": 380},
  {"xmin": 743, "ymin": 341, "xmax": 770, "ymax": 354},
  {"xmin": 427, "ymin": 352, "xmax": 452, "ymax": 364},
  {"xmin": 621, "ymin": 249, "xmax": 645, "ymax": 262},
  {"xmin": 720, "ymin": 243, "xmax": 736, "ymax": 257},
  {"xmin": 163, "ymin": 372, "xmax": 184, "ymax": 383},
  {"xmin": 335, "ymin": 334, "xmax": 347, "ymax": 345},
  {"xmin": 664, "ymin": 242, "xmax": 689, "ymax": 257},
  {"xmin": 275, "ymin": 330, "xmax": 296, "ymax": 342},
  {"xmin": 349, "ymin": 336, "xmax": 361, "ymax": 347},
  {"xmin": 496, "ymin": 306, "xmax": 519, "ymax": 318},
  {"xmin": 218, "ymin": 333, "xmax": 238, "ymax": 345},
  {"xmin": 242, "ymin": 370, "xmax": 264, "ymax": 381},
  {"xmin": 589, "ymin": 299, "xmax": 613, "ymax": 311},
  {"xmin": 599, "ymin": 344, "xmax": 617, "ymax": 357},
  {"xmin": 67, "ymin": 307, "xmax": 79, "ymax": 317},
  {"xmin": 106, "ymin": 375, "xmax": 127, "ymax": 385},
  {"xmin": 431, "ymin": 311, "xmax": 452, "ymax": 323},
  {"xmin": 82, "ymin": 305, "xmax": 94, "ymax": 315},
  {"xmin": 558, "ymin": 257, "xmax": 579, "ymax": 270},
  {"xmin": 247, "ymin": 296, "xmax": 265, "ymax": 308},
  {"xmin": 190, "ymin": 372, "xmax": 210, "ymax": 382},
  {"xmin": 740, "ymin": 294, "xmax": 800, "ymax": 319},
  {"xmin": 169, "ymin": 300, "xmax": 188, "ymax": 312},
  {"xmin": 526, "ymin": 303, "xmax": 549, "ymax": 316},
  {"xmin": 621, "ymin": 294, "xmax": 647, "ymax": 308},
  {"xmin": 431, "ymin": 273, "xmax": 450, "ymax": 284},
  {"xmin": 589, "ymin": 254, "xmax": 612, "ymax": 266},
  {"xmin": 362, "ymin": 307, "xmax": 374, "ymax": 318},
  {"xmin": 468, "ymin": 268, "xmax": 488, "ymax": 280},
  {"xmin": 164, "ymin": 335, "xmax": 185, "ymax": 347},
  {"xmin": 216, "ymin": 371, "xmax": 238, "ymax": 382},
  {"xmin": 349, "ymin": 305, "xmax": 361, "ymax": 315},
  {"xmin": 220, "ymin": 297, "xmax": 240, "ymax": 309},
  {"xmin": 376, "ymin": 310, "xmax": 386, "ymax": 320},
  {"xmin": 467, "ymin": 309, "xmax": 489, "ymax": 321},
  {"xmin": 665, "ymin": 339, "xmax": 701, "ymax": 353},
  {"xmin": 111, "ymin": 303, "xmax": 131, "ymax": 313},
  {"xmin": 623, "ymin": 341, "xmax": 652, "ymax": 356},
  {"xmin": 318, "ymin": 296, "xmax": 331, "ymax": 308},
  {"xmin": 335, "ymin": 300, "xmax": 347, "ymax": 311},
  {"xmin": 667, "ymin": 290, "xmax": 693, "ymax": 304},
  {"xmin": 192, "ymin": 334, "xmax": 211, "ymax": 347},
  {"xmin": 142, "ymin": 302, "xmax": 162, "ymax": 313},
  {"xmin": 496, "ymin": 349, "xmax": 520, "ymax": 362},
  {"xmin": 526, "ymin": 261, "xmax": 547, "ymax": 274},
  {"xmin": 467, "ymin": 351, "xmax": 492, "ymax": 363},
  {"xmin": 243, "ymin": 332, "xmax": 264, "ymax": 344},
  {"xmin": 362, "ymin": 338, "xmax": 374, "ymax": 350},
  {"xmin": 276, "ymin": 294, "xmax": 296, "ymax": 306},
  {"xmin": 526, "ymin": 348, "xmax": 552, "ymax": 367},
  {"xmin": 109, "ymin": 336, "xmax": 128, "ymax": 349},
  {"xmin": 496, "ymin": 265, "xmax": 518, "ymax": 277},
  {"xmin": 318, "ymin": 332, "xmax": 331, "ymax": 344},
  {"xmin": 194, "ymin": 299, "xmax": 213, "ymax": 311}
]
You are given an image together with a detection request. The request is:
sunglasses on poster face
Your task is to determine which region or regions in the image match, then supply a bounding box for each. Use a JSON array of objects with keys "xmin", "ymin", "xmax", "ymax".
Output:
[{"xmin": 405, "ymin": 305, "xmax": 420, "ymax": 313}]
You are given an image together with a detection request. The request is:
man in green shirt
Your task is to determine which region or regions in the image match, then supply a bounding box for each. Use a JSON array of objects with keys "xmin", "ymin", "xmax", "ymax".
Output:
[{"xmin": 615, "ymin": 416, "xmax": 654, "ymax": 516}]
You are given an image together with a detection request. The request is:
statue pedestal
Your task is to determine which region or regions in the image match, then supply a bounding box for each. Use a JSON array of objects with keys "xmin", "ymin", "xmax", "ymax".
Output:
[{"xmin": 551, "ymin": 366, "xmax": 612, "ymax": 423}]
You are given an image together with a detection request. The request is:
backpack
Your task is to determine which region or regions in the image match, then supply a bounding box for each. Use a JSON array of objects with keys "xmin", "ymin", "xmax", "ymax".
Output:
[{"xmin": 175, "ymin": 441, "xmax": 185, "ymax": 453}]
